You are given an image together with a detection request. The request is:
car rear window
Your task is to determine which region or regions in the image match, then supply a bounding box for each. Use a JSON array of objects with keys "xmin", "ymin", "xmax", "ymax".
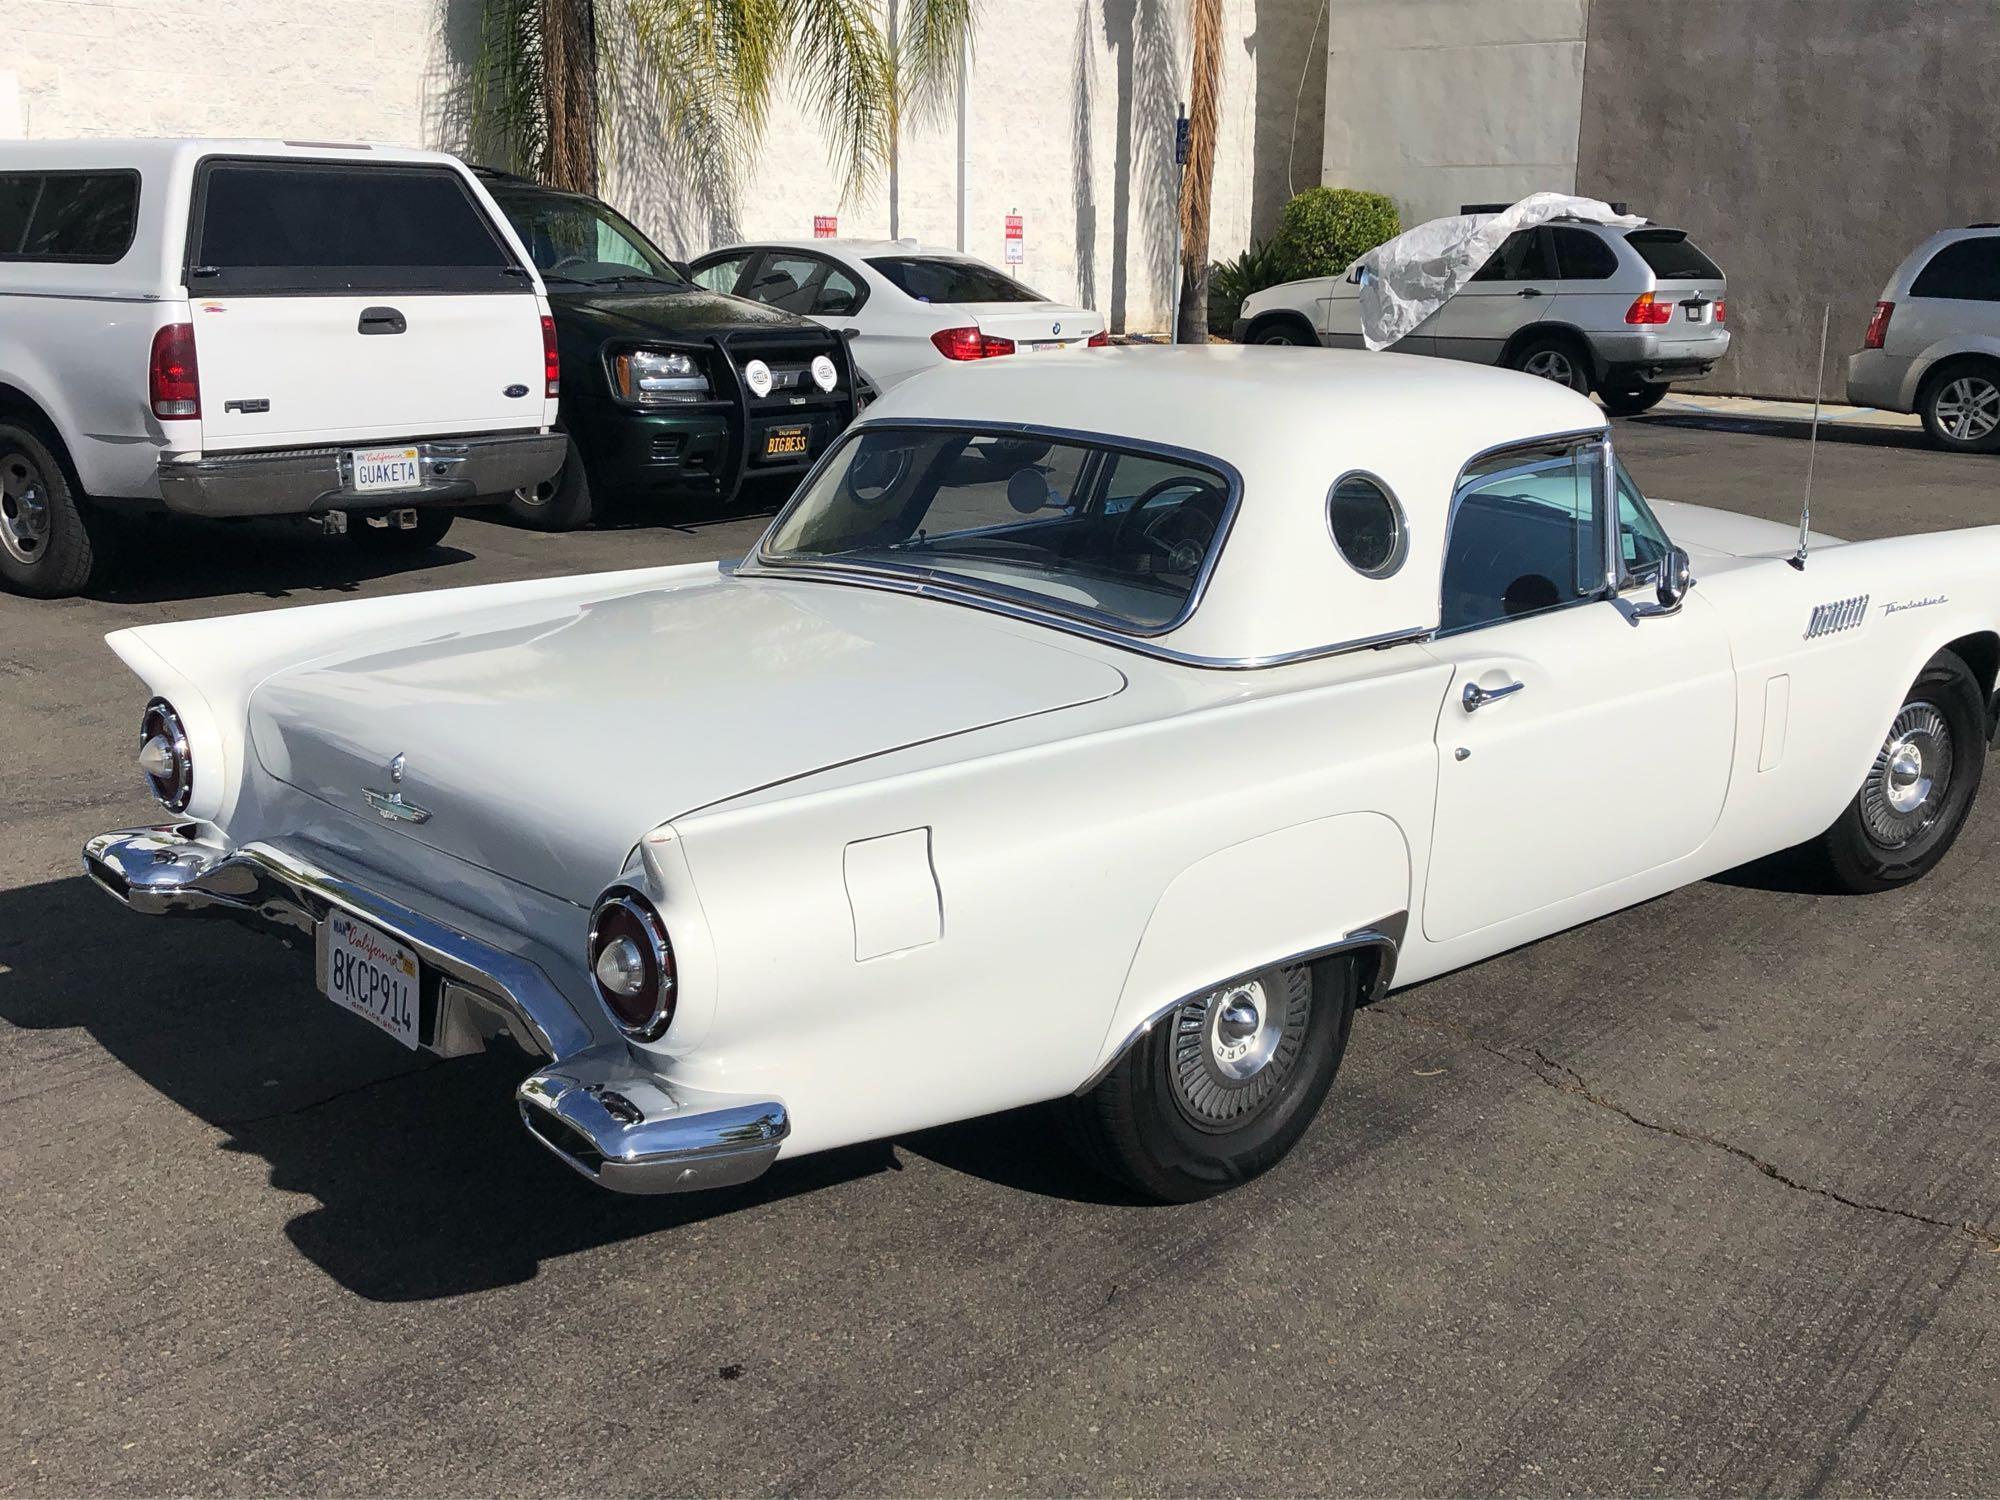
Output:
[
  {"xmin": 759, "ymin": 426, "xmax": 1234, "ymax": 632},
  {"xmin": 1910, "ymin": 237, "xmax": 2000, "ymax": 301},
  {"xmin": 1623, "ymin": 229, "xmax": 1722, "ymax": 281},
  {"xmin": 866, "ymin": 256, "xmax": 1043, "ymax": 304},
  {"xmin": 189, "ymin": 160, "xmax": 524, "ymax": 293},
  {"xmin": 0, "ymin": 171, "xmax": 140, "ymax": 263}
]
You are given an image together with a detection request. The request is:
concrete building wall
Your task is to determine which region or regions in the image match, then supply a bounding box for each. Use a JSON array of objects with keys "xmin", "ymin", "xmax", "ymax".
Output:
[
  {"xmin": 1577, "ymin": 0, "xmax": 2000, "ymax": 399},
  {"xmin": 1, "ymin": 0, "xmax": 1326, "ymax": 336},
  {"xmin": 1320, "ymin": 0, "xmax": 1585, "ymax": 225}
]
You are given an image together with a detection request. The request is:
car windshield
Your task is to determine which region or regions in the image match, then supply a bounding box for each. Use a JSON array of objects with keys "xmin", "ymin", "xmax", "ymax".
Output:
[
  {"xmin": 866, "ymin": 256, "xmax": 1044, "ymax": 304},
  {"xmin": 758, "ymin": 426, "xmax": 1234, "ymax": 632},
  {"xmin": 494, "ymin": 189, "xmax": 685, "ymax": 286}
]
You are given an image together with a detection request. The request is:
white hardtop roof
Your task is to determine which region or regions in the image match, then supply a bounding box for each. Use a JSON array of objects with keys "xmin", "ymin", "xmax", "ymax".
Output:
[
  {"xmin": 852, "ymin": 345, "xmax": 1608, "ymax": 662},
  {"xmin": 0, "ymin": 137, "xmax": 467, "ymax": 171}
]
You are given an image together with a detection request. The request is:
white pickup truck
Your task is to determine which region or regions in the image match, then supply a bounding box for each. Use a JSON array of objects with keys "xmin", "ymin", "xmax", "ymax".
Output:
[{"xmin": 0, "ymin": 139, "xmax": 567, "ymax": 597}]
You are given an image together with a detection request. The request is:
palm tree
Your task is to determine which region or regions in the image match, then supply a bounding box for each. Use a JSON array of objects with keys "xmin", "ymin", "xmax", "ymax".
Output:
[
  {"xmin": 1175, "ymin": 0, "xmax": 1221, "ymax": 343},
  {"xmin": 473, "ymin": 0, "xmax": 975, "ymax": 205}
]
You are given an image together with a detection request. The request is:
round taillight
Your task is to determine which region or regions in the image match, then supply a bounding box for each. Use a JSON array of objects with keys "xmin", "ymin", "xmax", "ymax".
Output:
[
  {"xmin": 139, "ymin": 698, "xmax": 192, "ymax": 812},
  {"xmin": 587, "ymin": 889, "xmax": 676, "ymax": 1040}
]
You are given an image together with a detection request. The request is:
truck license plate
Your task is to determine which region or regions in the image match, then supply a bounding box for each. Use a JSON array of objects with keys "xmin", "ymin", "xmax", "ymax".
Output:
[
  {"xmin": 351, "ymin": 446, "xmax": 423, "ymax": 492},
  {"xmin": 762, "ymin": 425, "xmax": 811, "ymax": 459},
  {"xmin": 322, "ymin": 911, "xmax": 422, "ymax": 1049}
]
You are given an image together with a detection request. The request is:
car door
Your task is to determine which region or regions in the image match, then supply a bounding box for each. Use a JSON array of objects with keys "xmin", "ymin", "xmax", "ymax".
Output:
[
  {"xmin": 1320, "ymin": 266, "xmax": 1430, "ymax": 354},
  {"xmin": 1419, "ymin": 438, "xmax": 1736, "ymax": 944},
  {"xmin": 1547, "ymin": 225, "xmax": 1628, "ymax": 336},
  {"xmin": 1423, "ymin": 227, "xmax": 1555, "ymax": 365}
]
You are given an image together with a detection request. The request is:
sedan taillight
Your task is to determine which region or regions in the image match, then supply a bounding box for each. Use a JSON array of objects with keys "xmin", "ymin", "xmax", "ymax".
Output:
[
  {"xmin": 588, "ymin": 889, "xmax": 676, "ymax": 1040},
  {"xmin": 1086, "ymin": 330, "xmax": 1109, "ymax": 348},
  {"xmin": 148, "ymin": 323, "xmax": 200, "ymax": 419},
  {"xmin": 931, "ymin": 326, "xmax": 1016, "ymax": 360},
  {"xmin": 138, "ymin": 698, "xmax": 193, "ymax": 811},
  {"xmin": 1623, "ymin": 292, "xmax": 1674, "ymax": 326},
  {"xmin": 1863, "ymin": 300, "xmax": 1894, "ymax": 350}
]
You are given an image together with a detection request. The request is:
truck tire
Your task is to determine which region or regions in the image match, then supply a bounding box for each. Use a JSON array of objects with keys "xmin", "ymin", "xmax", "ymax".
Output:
[
  {"xmin": 0, "ymin": 418, "xmax": 116, "ymax": 599},
  {"xmin": 502, "ymin": 438, "xmax": 594, "ymax": 531}
]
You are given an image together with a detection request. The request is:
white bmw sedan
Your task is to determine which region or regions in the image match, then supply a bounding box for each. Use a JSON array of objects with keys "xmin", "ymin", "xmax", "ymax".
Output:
[{"xmin": 690, "ymin": 238, "xmax": 1106, "ymax": 396}]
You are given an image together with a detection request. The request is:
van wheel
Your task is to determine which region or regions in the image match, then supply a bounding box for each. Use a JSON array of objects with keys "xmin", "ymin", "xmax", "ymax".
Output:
[
  {"xmin": 348, "ymin": 509, "xmax": 455, "ymax": 555},
  {"xmin": 1600, "ymin": 381, "xmax": 1669, "ymax": 416},
  {"xmin": 0, "ymin": 419, "xmax": 115, "ymax": 598},
  {"xmin": 1918, "ymin": 359, "xmax": 2000, "ymax": 452},
  {"xmin": 1509, "ymin": 335, "xmax": 1591, "ymax": 393},
  {"xmin": 1806, "ymin": 650, "xmax": 1985, "ymax": 892},
  {"xmin": 1061, "ymin": 956, "xmax": 1358, "ymax": 1202},
  {"xmin": 503, "ymin": 439, "xmax": 594, "ymax": 531}
]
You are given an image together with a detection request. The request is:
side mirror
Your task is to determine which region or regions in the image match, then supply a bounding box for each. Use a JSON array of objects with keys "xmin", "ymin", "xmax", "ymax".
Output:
[{"xmin": 1632, "ymin": 544, "xmax": 1692, "ymax": 620}]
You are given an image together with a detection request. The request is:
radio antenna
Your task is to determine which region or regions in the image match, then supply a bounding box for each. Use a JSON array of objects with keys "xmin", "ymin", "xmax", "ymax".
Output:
[{"xmin": 1789, "ymin": 303, "xmax": 1831, "ymax": 571}]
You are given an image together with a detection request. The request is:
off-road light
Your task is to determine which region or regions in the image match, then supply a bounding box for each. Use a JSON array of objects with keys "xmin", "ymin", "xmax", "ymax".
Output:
[
  {"xmin": 810, "ymin": 354, "xmax": 838, "ymax": 392},
  {"xmin": 743, "ymin": 358, "xmax": 774, "ymax": 398}
]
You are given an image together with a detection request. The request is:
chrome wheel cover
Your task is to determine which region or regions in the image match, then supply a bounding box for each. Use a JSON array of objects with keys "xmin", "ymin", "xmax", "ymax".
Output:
[
  {"xmin": 1522, "ymin": 348, "xmax": 1575, "ymax": 386},
  {"xmin": 1861, "ymin": 701, "xmax": 1954, "ymax": 849},
  {"xmin": 1168, "ymin": 968, "xmax": 1310, "ymax": 1131},
  {"xmin": 1934, "ymin": 376, "xmax": 2000, "ymax": 442},
  {"xmin": 0, "ymin": 449, "xmax": 52, "ymax": 566}
]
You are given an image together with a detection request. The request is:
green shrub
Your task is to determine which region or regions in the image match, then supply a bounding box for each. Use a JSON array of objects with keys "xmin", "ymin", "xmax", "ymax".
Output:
[
  {"xmin": 1207, "ymin": 237, "xmax": 1291, "ymax": 328},
  {"xmin": 1272, "ymin": 187, "xmax": 1401, "ymax": 280}
]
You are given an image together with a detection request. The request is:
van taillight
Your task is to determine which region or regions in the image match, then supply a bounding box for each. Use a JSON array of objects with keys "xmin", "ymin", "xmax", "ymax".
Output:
[
  {"xmin": 1623, "ymin": 293, "xmax": 1673, "ymax": 326},
  {"xmin": 148, "ymin": 323, "xmax": 199, "ymax": 419},
  {"xmin": 1863, "ymin": 300, "xmax": 1894, "ymax": 350},
  {"xmin": 541, "ymin": 314, "xmax": 561, "ymax": 397}
]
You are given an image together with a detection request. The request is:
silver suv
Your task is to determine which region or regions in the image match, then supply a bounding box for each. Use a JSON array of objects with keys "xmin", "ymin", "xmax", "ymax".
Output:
[
  {"xmin": 1234, "ymin": 219, "xmax": 1730, "ymax": 415},
  {"xmin": 1846, "ymin": 228, "xmax": 2000, "ymax": 451}
]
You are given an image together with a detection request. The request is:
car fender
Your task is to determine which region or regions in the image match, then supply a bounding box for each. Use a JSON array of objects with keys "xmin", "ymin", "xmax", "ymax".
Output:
[
  {"xmin": 1904, "ymin": 333, "xmax": 2000, "ymax": 408},
  {"xmin": 1083, "ymin": 811, "xmax": 1411, "ymax": 1088}
]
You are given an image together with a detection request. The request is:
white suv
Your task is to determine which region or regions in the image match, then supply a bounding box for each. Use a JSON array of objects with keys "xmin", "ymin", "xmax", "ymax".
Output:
[
  {"xmin": 1847, "ymin": 227, "xmax": 2000, "ymax": 451},
  {"xmin": 0, "ymin": 139, "xmax": 566, "ymax": 596}
]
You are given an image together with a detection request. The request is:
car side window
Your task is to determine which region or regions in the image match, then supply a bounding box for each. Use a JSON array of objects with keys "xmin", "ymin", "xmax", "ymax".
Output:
[
  {"xmin": 1910, "ymin": 237, "xmax": 2000, "ymax": 301},
  {"xmin": 812, "ymin": 264, "xmax": 863, "ymax": 316},
  {"xmin": 0, "ymin": 170, "xmax": 140, "ymax": 262},
  {"xmin": 1439, "ymin": 444, "xmax": 1606, "ymax": 634},
  {"xmin": 1468, "ymin": 229, "xmax": 1553, "ymax": 283},
  {"xmin": 1551, "ymin": 227, "xmax": 1619, "ymax": 281},
  {"xmin": 693, "ymin": 254, "xmax": 749, "ymax": 293},
  {"xmin": 743, "ymin": 253, "xmax": 829, "ymax": 314}
]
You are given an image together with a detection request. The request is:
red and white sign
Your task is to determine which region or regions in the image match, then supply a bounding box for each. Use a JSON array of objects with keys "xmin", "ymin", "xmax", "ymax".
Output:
[
  {"xmin": 813, "ymin": 215, "xmax": 838, "ymax": 239},
  {"xmin": 1003, "ymin": 213, "xmax": 1024, "ymax": 265}
]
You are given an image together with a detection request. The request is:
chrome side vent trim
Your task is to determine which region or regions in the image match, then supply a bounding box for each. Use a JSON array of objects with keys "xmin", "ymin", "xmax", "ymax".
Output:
[{"xmin": 1805, "ymin": 593, "xmax": 1869, "ymax": 639}]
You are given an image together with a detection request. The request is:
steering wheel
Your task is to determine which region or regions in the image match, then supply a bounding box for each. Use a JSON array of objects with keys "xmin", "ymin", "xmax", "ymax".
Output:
[
  {"xmin": 1115, "ymin": 476, "xmax": 1227, "ymax": 572},
  {"xmin": 544, "ymin": 254, "xmax": 594, "ymax": 275}
]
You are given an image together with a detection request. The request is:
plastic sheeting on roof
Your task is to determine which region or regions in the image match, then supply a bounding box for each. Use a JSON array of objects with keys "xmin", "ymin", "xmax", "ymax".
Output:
[{"xmin": 1356, "ymin": 192, "xmax": 1647, "ymax": 351}]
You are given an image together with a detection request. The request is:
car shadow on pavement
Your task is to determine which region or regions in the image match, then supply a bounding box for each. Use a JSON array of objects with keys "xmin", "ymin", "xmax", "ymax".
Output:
[
  {"xmin": 1631, "ymin": 412, "xmax": 1937, "ymax": 453},
  {"xmin": 0, "ymin": 873, "xmax": 892, "ymax": 1301},
  {"xmin": 83, "ymin": 515, "xmax": 477, "ymax": 606}
]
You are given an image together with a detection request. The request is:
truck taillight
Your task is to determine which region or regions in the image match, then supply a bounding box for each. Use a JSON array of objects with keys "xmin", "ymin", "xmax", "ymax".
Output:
[
  {"xmin": 541, "ymin": 314, "xmax": 561, "ymax": 397},
  {"xmin": 1863, "ymin": 300, "xmax": 1894, "ymax": 350},
  {"xmin": 148, "ymin": 323, "xmax": 199, "ymax": 419},
  {"xmin": 1623, "ymin": 293, "xmax": 1674, "ymax": 326},
  {"xmin": 931, "ymin": 326, "xmax": 1016, "ymax": 360}
]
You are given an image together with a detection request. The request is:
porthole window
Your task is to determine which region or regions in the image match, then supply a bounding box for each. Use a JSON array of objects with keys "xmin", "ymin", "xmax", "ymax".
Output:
[{"xmin": 1327, "ymin": 472, "xmax": 1406, "ymax": 578}]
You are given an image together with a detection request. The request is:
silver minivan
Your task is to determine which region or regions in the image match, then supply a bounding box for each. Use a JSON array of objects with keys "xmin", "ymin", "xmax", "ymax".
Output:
[
  {"xmin": 1234, "ymin": 219, "xmax": 1730, "ymax": 415},
  {"xmin": 1846, "ymin": 228, "xmax": 2000, "ymax": 451}
]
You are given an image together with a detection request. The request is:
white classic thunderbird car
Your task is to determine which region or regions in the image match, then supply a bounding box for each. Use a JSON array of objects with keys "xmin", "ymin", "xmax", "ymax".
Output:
[{"xmin": 85, "ymin": 348, "xmax": 1997, "ymax": 1202}]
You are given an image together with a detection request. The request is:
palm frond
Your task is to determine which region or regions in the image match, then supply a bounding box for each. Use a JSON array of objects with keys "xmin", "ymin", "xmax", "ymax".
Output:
[
  {"xmin": 782, "ymin": 0, "xmax": 897, "ymax": 201},
  {"xmin": 470, "ymin": 0, "xmax": 548, "ymax": 175},
  {"xmin": 895, "ymin": 0, "xmax": 974, "ymax": 126}
]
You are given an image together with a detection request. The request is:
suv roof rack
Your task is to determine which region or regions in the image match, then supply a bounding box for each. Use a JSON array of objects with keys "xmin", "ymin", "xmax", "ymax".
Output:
[{"xmin": 1459, "ymin": 200, "xmax": 1632, "ymax": 217}]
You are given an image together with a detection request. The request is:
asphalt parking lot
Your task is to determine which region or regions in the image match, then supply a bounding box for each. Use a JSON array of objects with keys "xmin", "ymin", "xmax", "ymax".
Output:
[{"xmin": 4, "ymin": 415, "xmax": 1997, "ymax": 1496}]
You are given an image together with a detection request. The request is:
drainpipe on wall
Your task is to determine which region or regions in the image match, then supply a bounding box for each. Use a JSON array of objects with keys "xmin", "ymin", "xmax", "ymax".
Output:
[{"xmin": 955, "ymin": 33, "xmax": 971, "ymax": 252}]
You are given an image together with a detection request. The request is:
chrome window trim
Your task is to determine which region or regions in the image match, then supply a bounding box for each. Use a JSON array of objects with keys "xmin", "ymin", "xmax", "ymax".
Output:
[
  {"xmin": 1433, "ymin": 424, "xmax": 1621, "ymax": 641},
  {"xmin": 743, "ymin": 417, "xmax": 1245, "ymax": 641},
  {"xmin": 1326, "ymin": 468, "xmax": 1409, "ymax": 579}
]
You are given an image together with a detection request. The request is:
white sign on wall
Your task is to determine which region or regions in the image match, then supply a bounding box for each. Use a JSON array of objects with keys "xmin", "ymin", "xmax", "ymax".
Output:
[{"xmin": 1003, "ymin": 212, "xmax": 1023, "ymax": 265}]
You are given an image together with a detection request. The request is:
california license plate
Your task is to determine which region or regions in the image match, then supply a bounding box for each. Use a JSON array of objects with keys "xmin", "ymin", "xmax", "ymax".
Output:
[
  {"xmin": 322, "ymin": 911, "xmax": 421, "ymax": 1048},
  {"xmin": 351, "ymin": 446, "xmax": 422, "ymax": 492},
  {"xmin": 762, "ymin": 425, "xmax": 811, "ymax": 459}
]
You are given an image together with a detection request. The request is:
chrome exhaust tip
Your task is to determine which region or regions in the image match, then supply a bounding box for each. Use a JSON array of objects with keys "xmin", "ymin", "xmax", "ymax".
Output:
[{"xmin": 516, "ymin": 1045, "xmax": 789, "ymax": 1195}]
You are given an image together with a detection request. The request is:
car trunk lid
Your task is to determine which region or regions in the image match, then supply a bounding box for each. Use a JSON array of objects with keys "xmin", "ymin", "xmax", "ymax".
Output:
[
  {"xmin": 1623, "ymin": 228, "xmax": 1727, "ymax": 345},
  {"xmin": 247, "ymin": 574, "xmax": 1127, "ymax": 903},
  {"xmin": 962, "ymin": 302, "xmax": 1107, "ymax": 352}
]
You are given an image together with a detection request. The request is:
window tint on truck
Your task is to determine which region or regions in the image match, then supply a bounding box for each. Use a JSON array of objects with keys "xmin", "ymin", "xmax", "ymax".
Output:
[
  {"xmin": 0, "ymin": 171, "xmax": 140, "ymax": 262},
  {"xmin": 1623, "ymin": 229, "xmax": 1722, "ymax": 281},
  {"xmin": 188, "ymin": 160, "xmax": 524, "ymax": 293}
]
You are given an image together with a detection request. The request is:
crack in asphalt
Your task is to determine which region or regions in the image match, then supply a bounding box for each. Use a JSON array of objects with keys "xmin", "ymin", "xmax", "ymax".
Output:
[
  {"xmin": 212, "ymin": 1061, "xmax": 442, "ymax": 1130},
  {"xmin": 1374, "ymin": 1009, "xmax": 2000, "ymax": 1252}
]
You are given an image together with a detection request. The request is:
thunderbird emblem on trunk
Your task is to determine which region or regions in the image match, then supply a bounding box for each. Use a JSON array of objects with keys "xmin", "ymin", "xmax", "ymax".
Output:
[{"xmin": 365, "ymin": 753, "xmax": 430, "ymax": 824}]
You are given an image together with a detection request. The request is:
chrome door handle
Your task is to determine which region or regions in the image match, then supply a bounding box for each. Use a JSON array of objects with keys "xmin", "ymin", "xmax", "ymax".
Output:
[{"xmin": 1462, "ymin": 679, "xmax": 1525, "ymax": 712}]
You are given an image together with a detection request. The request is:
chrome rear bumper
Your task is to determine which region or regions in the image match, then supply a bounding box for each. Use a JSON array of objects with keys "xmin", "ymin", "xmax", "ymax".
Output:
[{"xmin": 82, "ymin": 823, "xmax": 788, "ymax": 1195}]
